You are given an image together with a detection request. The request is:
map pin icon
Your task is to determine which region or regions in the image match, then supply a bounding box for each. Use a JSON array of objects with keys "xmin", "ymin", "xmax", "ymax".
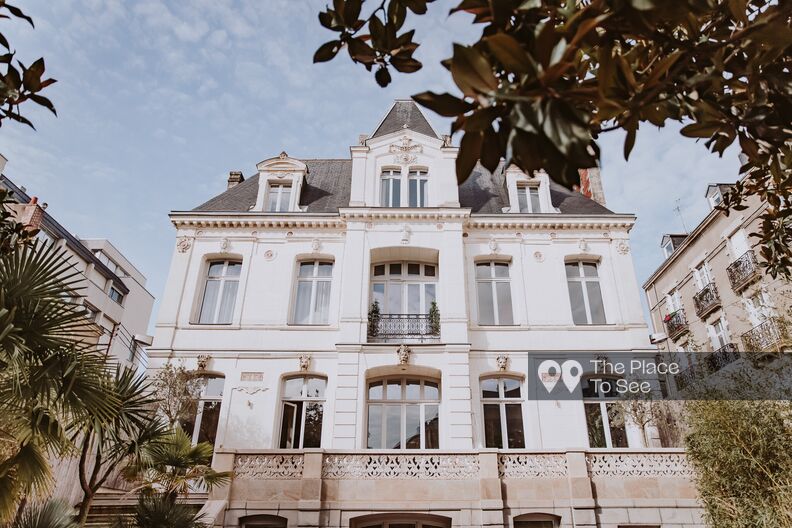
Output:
[
  {"xmin": 537, "ymin": 360, "xmax": 561, "ymax": 393},
  {"xmin": 561, "ymin": 360, "xmax": 583, "ymax": 393}
]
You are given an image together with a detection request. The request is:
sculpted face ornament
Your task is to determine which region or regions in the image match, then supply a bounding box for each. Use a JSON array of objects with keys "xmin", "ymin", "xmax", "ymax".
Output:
[
  {"xmin": 311, "ymin": 239, "xmax": 321, "ymax": 253},
  {"xmin": 397, "ymin": 344, "xmax": 410, "ymax": 367},
  {"xmin": 389, "ymin": 135, "xmax": 422, "ymax": 164},
  {"xmin": 617, "ymin": 240, "xmax": 630, "ymax": 255},
  {"xmin": 298, "ymin": 354, "xmax": 312, "ymax": 372},
  {"xmin": 220, "ymin": 238, "xmax": 231, "ymax": 253},
  {"xmin": 496, "ymin": 354, "xmax": 509, "ymax": 371},
  {"xmin": 489, "ymin": 235, "xmax": 499, "ymax": 254},
  {"xmin": 196, "ymin": 354, "xmax": 210, "ymax": 371}
]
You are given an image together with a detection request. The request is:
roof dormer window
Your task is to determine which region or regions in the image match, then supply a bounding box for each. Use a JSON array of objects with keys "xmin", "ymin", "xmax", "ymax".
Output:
[
  {"xmin": 517, "ymin": 185, "xmax": 540, "ymax": 213},
  {"xmin": 662, "ymin": 239, "xmax": 674, "ymax": 258},
  {"xmin": 266, "ymin": 183, "xmax": 292, "ymax": 212}
]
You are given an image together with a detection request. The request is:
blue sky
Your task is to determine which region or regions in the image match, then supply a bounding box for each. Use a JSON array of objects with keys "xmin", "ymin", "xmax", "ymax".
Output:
[{"xmin": 1, "ymin": 1, "xmax": 740, "ymax": 330}]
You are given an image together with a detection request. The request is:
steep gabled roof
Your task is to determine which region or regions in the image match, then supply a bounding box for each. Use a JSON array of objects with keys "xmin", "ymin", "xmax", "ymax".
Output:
[{"xmin": 370, "ymin": 100, "xmax": 439, "ymax": 140}]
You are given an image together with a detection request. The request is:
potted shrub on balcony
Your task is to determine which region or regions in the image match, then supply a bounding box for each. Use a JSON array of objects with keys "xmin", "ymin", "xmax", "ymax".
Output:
[
  {"xmin": 368, "ymin": 300, "xmax": 381, "ymax": 338},
  {"xmin": 428, "ymin": 301, "xmax": 440, "ymax": 336}
]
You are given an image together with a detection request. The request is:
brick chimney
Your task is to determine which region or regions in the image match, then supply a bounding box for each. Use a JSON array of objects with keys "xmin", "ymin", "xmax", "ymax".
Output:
[
  {"xmin": 577, "ymin": 168, "xmax": 606, "ymax": 206},
  {"xmin": 227, "ymin": 171, "xmax": 245, "ymax": 190},
  {"xmin": 8, "ymin": 197, "xmax": 44, "ymax": 229}
]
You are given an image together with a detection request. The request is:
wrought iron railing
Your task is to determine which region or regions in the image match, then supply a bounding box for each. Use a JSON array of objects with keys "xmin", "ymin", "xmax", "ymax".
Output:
[
  {"xmin": 673, "ymin": 343, "xmax": 740, "ymax": 391},
  {"xmin": 727, "ymin": 250, "xmax": 760, "ymax": 292},
  {"xmin": 368, "ymin": 313, "xmax": 440, "ymax": 340},
  {"xmin": 664, "ymin": 309, "xmax": 688, "ymax": 340},
  {"xmin": 693, "ymin": 282, "xmax": 720, "ymax": 318},
  {"xmin": 741, "ymin": 317, "xmax": 789, "ymax": 352}
]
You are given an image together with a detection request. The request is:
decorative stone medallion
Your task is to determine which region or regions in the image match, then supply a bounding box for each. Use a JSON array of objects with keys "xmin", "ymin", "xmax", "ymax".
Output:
[{"xmin": 176, "ymin": 237, "xmax": 192, "ymax": 253}]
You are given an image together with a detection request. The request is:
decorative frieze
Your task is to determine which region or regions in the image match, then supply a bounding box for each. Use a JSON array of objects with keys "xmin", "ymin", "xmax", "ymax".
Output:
[
  {"xmin": 586, "ymin": 453, "xmax": 694, "ymax": 478},
  {"xmin": 498, "ymin": 454, "xmax": 567, "ymax": 478},
  {"xmin": 235, "ymin": 454, "xmax": 304, "ymax": 480},
  {"xmin": 322, "ymin": 454, "xmax": 479, "ymax": 480}
]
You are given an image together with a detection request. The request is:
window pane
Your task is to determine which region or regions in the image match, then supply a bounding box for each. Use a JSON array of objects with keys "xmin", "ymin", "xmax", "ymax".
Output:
[
  {"xmin": 372, "ymin": 283, "xmax": 385, "ymax": 307},
  {"xmin": 586, "ymin": 282, "xmax": 606, "ymax": 324},
  {"xmin": 268, "ymin": 188, "xmax": 279, "ymax": 212},
  {"xmin": 407, "ymin": 284, "xmax": 420, "ymax": 314},
  {"xmin": 584, "ymin": 403, "xmax": 607, "ymax": 448},
  {"xmin": 197, "ymin": 401, "xmax": 222, "ymax": 445},
  {"xmin": 475, "ymin": 263, "xmax": 491, "ymax": 279},
  {"xmin": 392, "ymin": 181, "xmax": 400, "ymax": 207},
  {"xmin": 529, "ymin": 188, "xmax": 540, "ymax": 213},
  {"xmin": 387, "ymin": 285, "xmax": 401, "ymax": 314},
  {"xmin": 493, "ymin": 262, "xmax": 510, "ymax": 278},
  {"xmin": 495, "ymin": 282, "xmax": 513, "ymax": 325},
  {"xmin": 314, "ymin": 281, "xmax": 331, "ymax": 323},
  {"xmin": 405, "ymin": 404, "xmax": 420, "ymax": 449},
  {"xmin": 481, "ymin": 378, "xmax": 499, "ymax": 399},
  {"xmin": 374, "ymin": 264, "xmax": 385, "ymax": 276},
  {"xmin": 368, "ymin": 381, "xmax": 383, "ymax": 400},
  {"xmin": 405, "ymin": 379, "xmax": 421, "ymax": 400},
  {"xmin": 303, "ymin": 403, "xmax": 323, "ymax": 448},
  {"xmin": 505, "ymin": 404, "xmax": 525, "ymax": 448},
  {"xmin": 217, "ymin": 281, "xmax": 238, "ymax": 323},
  {"xmin": 407, "ymin": 263, "xmax": 420, "ymax": 275},
  {"xmin": 565, "ymin": 262, "xmax": 580, "ymax": 278},
  {"xmin": 419, "ymin": 179, "xmax": 427, "ymax": 207},
  {"xmin": 385, "ymin": 405, "xmax": 401, "ymax": 449},
  {"xmin": 424, "ymin": 284, "xmax": 436, "ymax": 308},
  {"xmin": 409, "ymin": 179, "xmax": 418, "ymax": 207},
  {"xmin": 424, "ymin": 381, "xmax": 439, "ymax": 400},
  {"xmin": 389, "ymin": 263, "xmax": 402, "ymax": 275},
  {"xmin": 279, "ymin": 187, "xmax": 291, "ymax": 212},
  {"xmin": 424, "ymin": 265, "xmax": 436, "ymax": 277},
  {"xmin": 606, "ymin": 403, "xmax": 629, "ymax": 448},
  {"xmin": 306, "ymin": 377, "xmax": 326, "ymax": 398},
  {"xmin": 294, "ymin": 282, "xmax": 312, "ymax": 324},
  {"xmin": 386, "ymin": 380, "xmax": 402, "ymax": 400},
  {"xmin": 582, "ymin": 262, "xmax": 598, "ymax": 277},
  {"xmin": 208, "ymin": 262, "xmax": 225, "ymax": 277},
  {"xmin": 567, "ymin": 281, "xmax": 588, "ymax": 325},
  {"xmin": 367, "ymin": 405, "xmax": 382, "ymax": 448},
  {"xmin": 199, "ymin": 280, "xmax": 220, "ymax": 323},
  {"xmin": 503, "ymin": 378, "xmax": 521, "ymax": 398},
  {"xmin": 283, "ymin": 377, "xmax": 303, "ymax": 398},
  {"xmin": 298, "ymin": 262, "xmax": 315, "ymax": 277},
  {"xmin": 483, "ymin": 404, "xmax": 503, "ymax": 448},
  {"xmin": 477, "ymin": 282, "xmax": 495, "ymax": 325},
  {"xmin": 280, "ymin": 402, "xmax": 297, "ymax": 448},
  {"xmin": 204, "ymin": 377, "xmax": 225, "ymax": 398},
  {"xmin": 226, "ymin": 262, "xmax": 242, "ymax": 277},
  {"xmin": 317, "ymin": 262, "xmax": 333, "ymax": 277},
  {"xmin": 517, "ymin": 188, "xmax": 528, "ymax": 213},
  {"xmin": 424, "ymin": 404, "xmax": 439, "ymax": 449}
]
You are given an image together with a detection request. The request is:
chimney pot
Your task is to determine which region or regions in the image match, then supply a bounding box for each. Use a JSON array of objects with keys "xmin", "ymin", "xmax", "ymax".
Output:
[{"xmin": 227, "ymin": 171, "xmax": 245, "ymax": 190}]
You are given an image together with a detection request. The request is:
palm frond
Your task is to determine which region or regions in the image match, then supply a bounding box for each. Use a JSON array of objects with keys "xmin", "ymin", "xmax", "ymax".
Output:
[{"xmin": 11, "ymin": 500, "xmax": 78, "ymax": 528}]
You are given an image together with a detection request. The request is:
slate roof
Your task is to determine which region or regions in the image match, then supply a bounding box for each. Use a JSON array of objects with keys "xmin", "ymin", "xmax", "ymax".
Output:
[
  {"xmin": 370, "ymin": 100, "xmax": 439, "ymax": 139},
  {"xmin": 192, "ymin": 159, "xmax": 613, "ymax": 215}
]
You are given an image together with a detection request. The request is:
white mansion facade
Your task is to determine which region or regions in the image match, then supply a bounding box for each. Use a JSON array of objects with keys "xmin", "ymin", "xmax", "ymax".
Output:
[{"xmin": 149, "ymin": 102, "xmax": 701, "ymax": 528}]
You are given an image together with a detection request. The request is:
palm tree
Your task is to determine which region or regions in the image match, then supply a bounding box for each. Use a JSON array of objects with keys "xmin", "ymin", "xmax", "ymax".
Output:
[
  {"xmin": 110, "ymin": 494, "xmax": 206, "ymax": 528},
  {"xmin": 10, "ymin": 500, "xmax": 77, "ymax": 528},
  {"xmin": 0, "ymin": 192, "xmax": 118, "ymax": 521}
]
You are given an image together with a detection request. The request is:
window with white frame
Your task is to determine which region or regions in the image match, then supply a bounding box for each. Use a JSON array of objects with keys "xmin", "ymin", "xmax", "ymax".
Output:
[
  {"xmin": 371, "ymin": 262, "xmax": 437, "ymax": 315},
  {"xmin": 708, "ymin": 317, "xmax": 729, "ymax": 350},
  {"xmin": 481, "ymin": 377, "xmax": 525, "ymax": 449},
  {"xmin": 367, "ymin": 377, "xmax": 440, "ymax": 449},
  {"xmin": 109, "ymin": 285, "xmax": 124, "ymax": 305},
  {"xmin": 266, "ymin": 182, "xmax": 291, "ymax": 212},
  {"xmin": 517, "ymin": 185, "xmax": 541, "ymax": 213},
  {"xmin": 180, "ymin": 376, "xmax": 224, "ymax": 447},
  {"xmin": 745, "ymin": 289, "xmax": 773, "ymax": 326},
  {"xmin": 665, "ymin": 290, "xmax": 682, "ymax": 313},
  {"xmin": 293, "ymin": 260, "xmax": 333, "ymax": 324},
  {"xmin": 475, "ymin": 261, "xmax": 514, "ymax": 325},
  {"xmin": 693, "ymin": 261, "xmax": 713, "ymax": 290},
  {"xmin": 662, "ymin": 239, "xmax": 674, "ymax": 258},
  {"xmin": 197, "ymin": 260, "xmax": 241, "ymax": 324},
  {"xmin": 408, "ymin": 169, "xmax": 428, "ymax": 207},
  {"xmin": 279, "ymin": 375, "xmax": 326, "ymax": 448},
  {"xmin": 582, "ymin": 377, "xmax": 629, "ymax": 448},
  {"xmin": 566, "ymin": 261, "xmax": 606, "ymax": 325},
  {"xmin": 380, "ymin": 168, "xmax": 401, "ymax": 207}
]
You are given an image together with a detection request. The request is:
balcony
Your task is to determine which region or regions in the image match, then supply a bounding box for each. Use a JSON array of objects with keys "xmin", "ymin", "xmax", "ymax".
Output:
[
  {"xmin": 693, "ymin": 282, "xmax": 721, "ymax": 319},
  {"xmin": 664, "ymin": 309, "xmax": 689, "ymax": 341},
  {"xmin": 741, "ymin": 318, "xmax": 790, "ymax": 352},
  {"xmin": 367, "ymin": 313, "xmax": 440, "ymax": 342},
  {"xmin": 727, "ymin": 250, "xmax": 760, "ymax": 292},
  {"xmin": 674, "ymin": 343, "xmax": 740, "ymax": 391}
]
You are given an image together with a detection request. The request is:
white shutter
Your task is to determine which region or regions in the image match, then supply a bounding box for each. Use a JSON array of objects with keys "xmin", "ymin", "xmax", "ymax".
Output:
[
  {"xmin": 729, "ymin": 230, "xmax": 750, "ymax": 258},
  {"xmin": 744, "ymin": 298, "xmax": 761, "ymax": 326},
  {"xmin": 706, "ymin": 324, "xmax": 719, "ymax": 350}
]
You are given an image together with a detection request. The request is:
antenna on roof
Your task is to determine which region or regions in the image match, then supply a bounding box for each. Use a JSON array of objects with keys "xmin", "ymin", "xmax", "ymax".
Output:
[{"xmin": 673, "ymin": 198, "xmax": 689, "ymax": 234}]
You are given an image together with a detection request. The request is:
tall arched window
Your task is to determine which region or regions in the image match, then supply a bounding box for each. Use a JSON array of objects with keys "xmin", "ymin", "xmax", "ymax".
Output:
[
  {"xmin": 198, "ymin": 260, "xmax": 241, "ymax": 324},
  {"xmin": 408, "ymin": 169, "xmax": 428, "ymax": 207},
  {"xmin": 293, "ymin": 260, "xmax": 333, "ymax": 324},
  {"xmin": 380, "ymin": 168, "xmax": 401, "ymax": 207},
  {"xmin": 481, "ymin": 376, "xmax": 525, "ymax": 449},
  {"xmin": 279, "ymin": 375, "xmax": 326, "ymax": 448},
  {"xmin": 566, "ymin": 261, "xmax": 606, "ymax": 325},
  {"xmin": 180, "ymin": 375, "xmax": 225, "ymax": 447},
  {"xmin": 367, "ymin": 377, "xmax": 440, "ymax": 449},
  {"xmin": 582, "ymin": 377, "xmax": 628, "ymax": 448}
]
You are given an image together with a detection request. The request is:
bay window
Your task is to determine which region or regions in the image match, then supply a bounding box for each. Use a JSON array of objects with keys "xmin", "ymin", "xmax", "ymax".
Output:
[
  {"xmin": 566, "ymin": 261, "xmax": 606, "ymax": 325},
  {"xmin": 293, "ymin": 260, "xmax": 333, "ymax": 324},
  {"xmin": 279, "ymin": 375, "xmax": 326, "ymax": 448},
  {"xmin": 198, "ymin": 260, "xmax": 241, "ymax": 324},
  {"xmin": 367, "ymin": 377, "xmax": 440, "ymax": 449},
  {"xmin": 481, "ymin": 377, "xmax": 525, "ymax": 449},
  {"xmin": 476, "ymin": 262, "xmax": 513, "ymax": 325}
]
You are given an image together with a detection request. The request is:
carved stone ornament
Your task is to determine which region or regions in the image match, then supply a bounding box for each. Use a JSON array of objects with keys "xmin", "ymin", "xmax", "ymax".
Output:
[
  {"xmin": 578, "ymin": 239, "xmax": 589, "ymax": 252},
  {"xmin": 279, "ymin": 151, "xmax": 288, "ymax": 159},
  {"xmin": 397, "ymin": 344, "xmax": 410, "ymax": 366},
  {"xmin": 389, "ymin": 135, "xmax": 423, "ymax": 164},
  {"xmin": 401, "ymin": 225, "xmax": 411, "ymax": 245},
  {"xmin": 298, "ymin": 354, "xmax": 312, "ymax": 372},
  {"xmin": 496, "ymin": 354, "xmax": 509, "ymax": 371},
  {"xmin": 311, "ymin": 239, "xmax": 321, "ymax": 253},
  {"xmin": 489, "ymin": 235, "xmax": 499, "ymax": 254},
  {"xmin": 617, "ymin": 240, "xmax": 630, "ymax": 255},
  {"xmin": 220, "ymin": 237, "xmax": 231, "ymax": 253},
  {"xmin": 533, "ymin": 251, "xmax": 544, "ymax": 263},
  {"xmin": 176, "ymin": 237, "xmax": 192, "ymax": 253},
  {"xmin": 196, "ymin": 354, "xmax": 210, "ymax": 371},
  {"xmin": 263, "ymin": 249, "xmax": 276, "ymax": 261}
]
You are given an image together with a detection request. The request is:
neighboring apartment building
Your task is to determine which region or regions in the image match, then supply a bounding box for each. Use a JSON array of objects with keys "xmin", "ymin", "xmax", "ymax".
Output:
[
  {"xmin": 643, "ymin": 181, "xmax": 792, "ymax": 388},
  {"xmin": 149, "ymin": 101, "xmax": 701, "ymax": 528}
]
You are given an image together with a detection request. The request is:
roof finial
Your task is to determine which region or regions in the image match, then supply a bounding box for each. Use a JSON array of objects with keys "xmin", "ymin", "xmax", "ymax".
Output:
[{"xmin": 279, "ymin": 151, "xmax": 288, "ymax": 159}]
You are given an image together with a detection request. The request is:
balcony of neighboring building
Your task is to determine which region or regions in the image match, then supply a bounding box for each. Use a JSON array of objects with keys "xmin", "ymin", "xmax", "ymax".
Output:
[
  {"xmin": 673, "ymin": 343, "xmax": 740, "ymax": 391},
  {"xmin": 693, "ymin": 282, "xmax": 721, "ymax": 319},
  {"xmin": 741, "ymin": 317, "xmax": 791, "ymax": 352},
  {"xmin": 727, "ymin": 249, "xmax": 760, "ymax": 292},
  {"xmin": 664, "ymin": 309, "xmax": 689, "ymax": 341}
]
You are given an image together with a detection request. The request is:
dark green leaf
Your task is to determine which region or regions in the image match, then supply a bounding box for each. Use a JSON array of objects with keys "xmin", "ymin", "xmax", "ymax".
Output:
[
  {"xmin": 450, "ymin": 44, "xmax": 498, "ymax": 96},
  {"xmin": 375, "ymin": 66, "xmax": 392, "ymax": 87},
  {"xmin": 457, "ymin": 131, "xmax": 483, "ymax": 183},
  {"xmin": 313, "ymin": 40, "xmax": 342, "ymax": 63},
  {"xmin": 485, "ymin": 33, "xmax": 534, "ymax": 74},
  {"xmin": 412, "ymin": 91, "xmax": 475, "ymax": 117}
]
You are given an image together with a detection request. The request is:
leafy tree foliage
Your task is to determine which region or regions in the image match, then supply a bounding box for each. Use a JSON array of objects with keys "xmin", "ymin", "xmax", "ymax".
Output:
[
  {"xmin": 314, "ymin": 0, "xmax": 792, "ymax": 277},
  {"xmin": 151, "ymin": 362, "xmax": 207, "ymax": 428},
  {"xmin": 0, "ymin": 2, "xmax": 56, "ymax": 128},
  {"xmin": 10, "ymin": 500, "xmax": 77, "ymax": 528},
  {"xmin": 111, "ymin": 494, "xmax": 206, "ymax": 528}
]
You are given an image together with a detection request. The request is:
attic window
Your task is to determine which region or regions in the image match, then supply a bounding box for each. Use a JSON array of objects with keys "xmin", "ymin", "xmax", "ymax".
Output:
[
  {"xmin": 267, "ymin": 183, "xmax": 291, "ymax": 212},
  {"xmin": 708, "ymin": 188, "xmax": 723, "ymax": 209},
  {"xmin": 517, "ymin": 185, "xmax": 540, "ymax": 213},
  {"xmin": 662, "ymin": 240, "xmax": 674, "ymax": 258}
]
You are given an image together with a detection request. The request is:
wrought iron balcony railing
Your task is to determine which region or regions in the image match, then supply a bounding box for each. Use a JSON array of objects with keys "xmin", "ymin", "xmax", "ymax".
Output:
[
  {"xmin": 664, "ymin": 309, "xmax": 689, "ymax": 341},
  {"xmin": 674, "ymin": 343, "xmax": 740, "ymax": 391},
  {"xmin": 368, "ymin": 313, "xmax": 440, "ymax": 341},
  {"xmin": 741, "ymin": 317, "xmax": 790, "ymax": 352},
  {"xmin": 693, "ymin": 282, "xmax": 721, "ymax": 318},
  {"xmin": 727, "ymin": 250, "xmax": 760, "ymax": 292}
]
